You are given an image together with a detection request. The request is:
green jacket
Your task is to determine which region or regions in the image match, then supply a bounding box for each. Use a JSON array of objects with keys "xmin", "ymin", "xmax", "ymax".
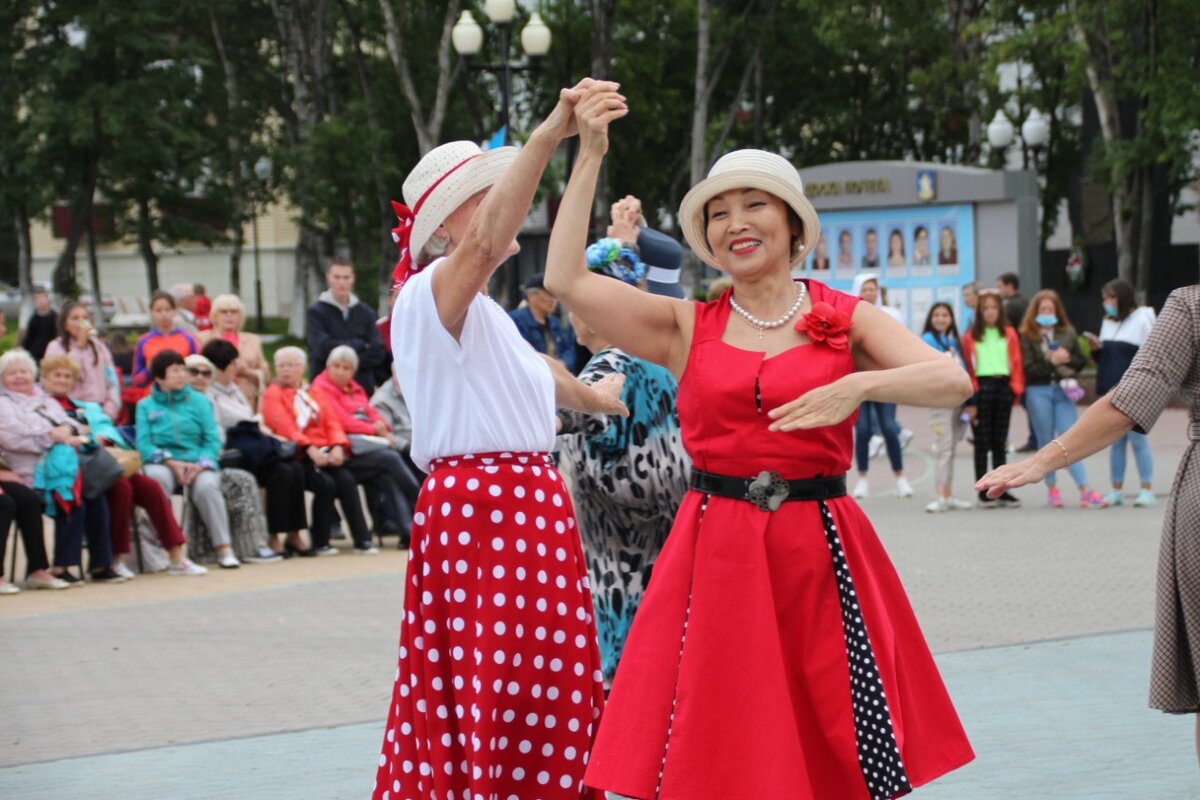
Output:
[
  {"xmin": 1019, "ymin": 326, "xmax": 1087, "ymax": 386},
  {"xmin": 135, "ymin": 384, "xmax": 222, "ymax": 468}
]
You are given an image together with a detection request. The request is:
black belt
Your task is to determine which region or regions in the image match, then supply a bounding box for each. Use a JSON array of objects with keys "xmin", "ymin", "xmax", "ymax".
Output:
[{"xmin": 690, "ymin": 469, "xmax": 847, "ymax": 512}]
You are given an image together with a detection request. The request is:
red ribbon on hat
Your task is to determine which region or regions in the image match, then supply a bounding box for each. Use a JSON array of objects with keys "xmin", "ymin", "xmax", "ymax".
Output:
[{"xmin": 390, "ymin": 154, "xmax": 482, "ymax": 291}]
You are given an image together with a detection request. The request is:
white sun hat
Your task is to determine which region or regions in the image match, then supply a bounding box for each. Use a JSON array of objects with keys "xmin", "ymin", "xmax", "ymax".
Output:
[
  {"xmin": 394, "ymin": 141, "xmax": 519, "ymax": 280},
  {"xmin": 678, "ymin": 149, "xmax": 821, "ymax": 270}
]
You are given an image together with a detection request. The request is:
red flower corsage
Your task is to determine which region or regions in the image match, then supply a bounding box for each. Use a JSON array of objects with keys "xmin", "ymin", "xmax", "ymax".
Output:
[{"xmin": 798, "ymin": 301, "xmax": 852, "ymax": 349}]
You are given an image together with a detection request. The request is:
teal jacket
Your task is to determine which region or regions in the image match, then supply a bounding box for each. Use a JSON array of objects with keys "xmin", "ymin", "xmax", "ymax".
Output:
[
  {"xmin": 75, "ymin": 399, "xmax": 133, "ymax": 450},
  {"xmin": 135, "ymin": 385, "xmax": 222, "ymax": 468}
]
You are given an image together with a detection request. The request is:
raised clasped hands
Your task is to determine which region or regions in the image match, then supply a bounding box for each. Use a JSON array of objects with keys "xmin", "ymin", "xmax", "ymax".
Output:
[
  {"xmin": 573, "ymin": 82, "xmax": 628, "ymax": 156},
  {"xmin": 539, "ymin": 78, "xmax": 618, "ymax": 142},
  {"xmin": 767, "ymin": 376, "xmax": 864, "ymax": 432}
]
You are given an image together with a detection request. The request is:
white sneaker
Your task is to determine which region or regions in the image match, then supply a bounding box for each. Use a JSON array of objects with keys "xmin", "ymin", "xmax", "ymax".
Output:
[
  {"xmin": 167, "ymin": 559, "xmax": 208, "ymax": 576},
  {"xmin": 868, "ymin": 435, "xmax": 884, "ymax": 459},
  {"xmin": 216, "ymin": 550, "xmax": 241, "ymax": 569},
  {"xmin": 353, "ymin": 544, "xmax": 380, "ymax": 556},
  {"xmin": 245, "ymin": 547, "xmax": 284, "ymax": 564},
  {"xmin": 925, "ymin": 498, "xmax": 948, "ymax": 513},
  {"xmin": 852, "ymin": 478, "xmax": 869, "ymax": 499},
  {"xmin": 111, "ymin": 561, "xmax": 136, "ymax": 580},
  {"xmin": 945, "ymin": 497, "xmax": 974, "ymax": 510},
  {"xmin": 895, "ymin": 477, "xmax": 914, "ymax": 498},
  {"xmin": 899, "ymin": 428, "xmax": 914, "ymax": 451}
]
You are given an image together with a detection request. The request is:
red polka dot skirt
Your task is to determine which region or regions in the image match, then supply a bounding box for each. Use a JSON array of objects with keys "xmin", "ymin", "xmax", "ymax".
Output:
[{"xmin": 374, "ymin": 452, "xmax": 607, "ymax": 800}]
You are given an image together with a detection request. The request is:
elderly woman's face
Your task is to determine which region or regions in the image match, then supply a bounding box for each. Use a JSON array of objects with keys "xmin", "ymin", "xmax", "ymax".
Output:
[
  {"xmin": 276, "ymin": 357, "xmax": 305, "ymax": 387},
  {"xmin": 2, "ymin": 361, "xmax": 36, "ymax": 394},
  {"xmin": 160, "ymin": 363, "xmax": 189, "ymax": 392},
  {"xmin": 326, "ymin": 359, "xmax": 356, "ymax": 388},
  {"xmin": 41, "ymin": 367, "xmax": 77, "ymax": 397},
  {"xmin": 704, "ymin": 189, "xmax": 797, "ymax": 273},
  {"xmin": 215, "ymin": 306, "xmax": 241, "ymax": 332},
  {"xmin": 188, "ymin": 364, "xmax": 213, "ymax": 393}
]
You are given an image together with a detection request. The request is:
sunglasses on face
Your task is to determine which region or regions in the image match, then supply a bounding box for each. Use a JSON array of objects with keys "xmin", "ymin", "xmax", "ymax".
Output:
[{"xmin": 187, "ymin": 368, "xmax": 212, "ymax": 377}]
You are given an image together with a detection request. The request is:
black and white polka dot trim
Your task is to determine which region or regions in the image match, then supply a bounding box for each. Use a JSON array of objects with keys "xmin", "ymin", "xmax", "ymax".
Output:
[{"xmin": 818, "ymin": 500, "xmax": 912, "ymax": 800}]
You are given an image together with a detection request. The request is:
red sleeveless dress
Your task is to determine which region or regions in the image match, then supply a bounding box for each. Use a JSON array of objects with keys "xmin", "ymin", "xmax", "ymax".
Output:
[{"xmin": 584, "ymin": 281, "xmax": 973, "ymax": 799}]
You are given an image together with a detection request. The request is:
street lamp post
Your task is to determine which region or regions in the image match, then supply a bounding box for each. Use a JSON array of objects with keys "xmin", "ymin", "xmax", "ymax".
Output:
[
  {"xmin": 252, "ymin": 157, "xmax": 272, "ymax": 332},
  {"xmin": 452, "ymin": 1, "xmax": 552, "ymax": 146}
]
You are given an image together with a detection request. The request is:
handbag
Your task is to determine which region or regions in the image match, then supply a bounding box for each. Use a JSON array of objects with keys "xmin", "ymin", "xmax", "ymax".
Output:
[
  {"xmin": 223, "ymin": 420, "xmax": 283, "ymax": 472},
  {"xmin": 105, "ymin": 446, "xmax": 142, "ymax": 479},
  {"xmin": 348, "ymin": 434, "xmax": 390, "ymax": 455},
  {"xmin": 78, "ymin": 447, "xmax": 125, "ymax": 499}
]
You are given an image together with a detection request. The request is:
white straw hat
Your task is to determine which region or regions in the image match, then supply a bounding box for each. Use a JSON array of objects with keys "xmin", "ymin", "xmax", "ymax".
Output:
[
  {"xmin": 678, "ymin": 150, "xmax": 821, "ymax": 270},
  {"xmin": 401, "ymin": 141, "xmax": 519, "ymax": 264}
]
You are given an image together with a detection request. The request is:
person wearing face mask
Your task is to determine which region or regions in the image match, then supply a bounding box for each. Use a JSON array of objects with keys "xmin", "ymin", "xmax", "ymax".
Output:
[
  {"xmin": 1084, "ymin": 279, "xmax": 1157, "ymax": 506},
  {"xmin": 1018, "ymin": 290, "xmax": 1107, "ymax": 509}
]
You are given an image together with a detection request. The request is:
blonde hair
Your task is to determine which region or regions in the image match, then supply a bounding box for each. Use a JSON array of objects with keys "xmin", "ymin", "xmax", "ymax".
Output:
[
  {"xmin": 39, "ymin": 354, "xmax": 81, "ymax": 382},
  {"xmin": 0, "ymin": 349, "xmax": 38, "ymax": 379},
  {"xmin": 210, "ymin": 294, "xmax": 245, "ymax": 330}
]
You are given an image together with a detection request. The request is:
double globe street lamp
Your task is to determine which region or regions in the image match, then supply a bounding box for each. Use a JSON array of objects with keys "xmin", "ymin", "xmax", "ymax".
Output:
[
  {"xmin": 987, "ymin": 108, "xmax": 1050, "ymax": 166},
  {"xmin": 451, "ymin": 0, "xmax": 552, "ymax": 147}
]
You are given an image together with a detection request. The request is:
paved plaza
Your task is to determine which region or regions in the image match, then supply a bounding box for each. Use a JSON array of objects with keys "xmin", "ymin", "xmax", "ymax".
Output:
[{"xmin": 2, "ymin": 406, "xmax": 1198, "ymax": 798}]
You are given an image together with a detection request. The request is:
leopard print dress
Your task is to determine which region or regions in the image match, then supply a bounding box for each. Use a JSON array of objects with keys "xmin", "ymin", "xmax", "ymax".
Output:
[{"xmin": 557, "ymin": 347, "xmax": 690, "ymax": 683}]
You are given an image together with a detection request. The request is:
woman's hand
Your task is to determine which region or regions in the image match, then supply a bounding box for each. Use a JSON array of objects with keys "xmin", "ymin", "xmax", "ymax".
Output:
[
  {"xmin": 976, "ymin": 453, "xmax": 1053, "ymax": 498},
  {"xmin": 48, "ymin": 425, "xmax": 75, "ymax": 445},
  {"xmin": 1049, "ymin": 347, "xmax": 1070, "ymax": 366},
  {"xmin": 536, "ymin": 78, "xmax": 605, "ymax": 142},
  {"xmin": 583, "ymin": 373, "xmax": 630, "ymax": 417},
  {"xmin": 328, "ymin": 445, "xmax": 346, "ymax": 467},
  {"xmin": 307, "ymin": 446, "xmax": 328, "ymax": 467},
  {"xmin": 767, "ymin": 374, "xmax": 866, "ymax": 432},
  {"xmin": 373, "ymin": 419, "xmax": 390, "ymax": 436},
  {"xmin": 575, "ymin": 83, "xmax": 628, "ymax": 157}
]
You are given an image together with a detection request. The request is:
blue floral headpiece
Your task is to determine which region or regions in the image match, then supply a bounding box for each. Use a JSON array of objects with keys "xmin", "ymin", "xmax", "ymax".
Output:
[{"xmin": 585, "ymin": 237, "xmax": 646, "ymax": 286}]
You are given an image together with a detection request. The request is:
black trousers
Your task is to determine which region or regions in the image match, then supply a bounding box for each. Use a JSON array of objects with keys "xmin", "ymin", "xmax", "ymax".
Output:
[
  {"xmin": 973, "ymin": 376, "xmax": 1014, "ymax": 480},
  {"xmin": 54, "ymin": 495, "xmax": 111, "ymax": 570},
  {"xmin": 253, "ymin": 459, "xmax": 307, "ymax": 534},
  {"xmin": 303, "ymin": 463, "xmax": 370, "ymax": 548},
  {"xmin": 346, "ymin": 449, "xmax": 416, "ymax": 536},
  {"xmin": 0, "ymin": 481, "xmax": 50, "ymax": 577}
]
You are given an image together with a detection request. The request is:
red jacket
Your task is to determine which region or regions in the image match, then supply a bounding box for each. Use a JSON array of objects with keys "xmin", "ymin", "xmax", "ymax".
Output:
[
  {"xmin": 260, "ymin": 382, "xmax": 350, "ymax": 449},
  {"xmin": 310, "ymin": 371, "xmax": 388, "ymax": 436},
  {"xmin": 961, "ymin": 326, "xmax": 1025, "ymax": 401}
]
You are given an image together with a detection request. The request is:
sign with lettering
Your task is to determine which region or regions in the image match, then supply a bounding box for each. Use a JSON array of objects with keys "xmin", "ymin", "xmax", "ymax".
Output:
[{"xmin": 805, "ymin": 178, "xmax": 893, "ymax": 198}]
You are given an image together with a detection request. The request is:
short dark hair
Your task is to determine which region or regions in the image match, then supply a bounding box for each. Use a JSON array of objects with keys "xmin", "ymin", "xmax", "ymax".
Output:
[
  {"xmin": 327, "ymin": 256, "xmax": 354, "ymax": 273},
  {"xmin": 1101, "ymin": 279, "xmax": 1137, "ymax": 321},
  {"xmin": 150, "ymin": 289, "xmax": 176, "ymax": 310},
  {"xmin": 998, "ymin": 272, "xmax": 1020, "ymax": 290},
  {"xmin": 150, "ymin": 348, "xmax": 185, "ymax": 381},
  {"xmin": 201, "ymin": 338, "xmax": 239, "ymax": 371}
]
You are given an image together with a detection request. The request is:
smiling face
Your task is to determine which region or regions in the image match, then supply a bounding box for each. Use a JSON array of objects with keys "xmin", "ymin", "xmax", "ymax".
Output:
[
  {"xmin": 1, "ymin": 360, "xmax": 35, "ymax": 394},
  {"xmin": 704, "ymin": 188, "xmax": 799, "ymax": 275},
  {"xmin": 931, "ymin": 305, "xmax": 952, "ymax": 333},
  {"xmin": 41, "ymin": 366, "xmax": 77, "ymax": 397}
]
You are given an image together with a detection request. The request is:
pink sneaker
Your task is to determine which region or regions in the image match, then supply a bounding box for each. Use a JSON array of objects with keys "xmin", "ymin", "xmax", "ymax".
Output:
[
  {"xmin": 1079, "ymin": 489, "xmax": 1109, "ymax": 509},
  {"xmin": 1047, "ymin": 486, "xmax": 1064, "ymax": 508}
]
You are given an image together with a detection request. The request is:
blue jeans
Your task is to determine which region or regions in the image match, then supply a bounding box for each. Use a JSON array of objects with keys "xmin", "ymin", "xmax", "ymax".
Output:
[
  {"xmin": 855, "ymin": 402, "xmax": 903, "ymax": 473},
  {"xmin": 1110, "ymin": 431, "xmax": 1153, "ymax": 487},
  {"xmin": 1024, "ymin": 384, "xmax": 1087, "ymax": 488}
]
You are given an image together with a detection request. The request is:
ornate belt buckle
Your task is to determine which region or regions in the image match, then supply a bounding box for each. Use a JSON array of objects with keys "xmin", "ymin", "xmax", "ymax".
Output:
[{"xmin": 748, "ymin": 470, "xmax": 790, "ymax": 512}]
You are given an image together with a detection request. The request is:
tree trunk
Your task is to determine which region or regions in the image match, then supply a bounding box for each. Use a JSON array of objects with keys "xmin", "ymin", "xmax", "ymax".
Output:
[
  {"xmin": 690, "ymin": 0, "xmax": 712, "ymax": 187},
  {"xmin": 1135, "ymin": 166, "xmax": 1153, "ymax": 302},
  {"xmin": 14, "ymin": 205, "xmax": 33, "ymax": 329},
  {"xmin": 137, "ymin": 195, "xmax": 160, "ymax": 293},
  {"xmin": 379, "ymin": 0, "xmax": 459, "ymax": 155},
  {"xmin": 210, "ymin": 10, "xmax": 245, "ymax": 295},
  {"xmin": 51, "ymin": 150, "xmax": 99, "ymax": 299},
  {"xmin": 590, "ymin": 0, "xmax": 617, "ymax": 213},
  {"xmin": 85, "ymin": 218, "xmax": 105, "ymax": 334}
]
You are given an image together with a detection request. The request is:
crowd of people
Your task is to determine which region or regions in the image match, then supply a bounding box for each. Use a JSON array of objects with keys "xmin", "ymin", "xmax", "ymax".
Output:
[{"xmin": 0, "ymin": 272, "xmax": 425, "ymax": 594}]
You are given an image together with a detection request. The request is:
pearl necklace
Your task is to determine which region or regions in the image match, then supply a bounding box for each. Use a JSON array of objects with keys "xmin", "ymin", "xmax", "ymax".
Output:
[{"xmin": 729, "ymin": 281, "xmax": 807, "ymax": 339}]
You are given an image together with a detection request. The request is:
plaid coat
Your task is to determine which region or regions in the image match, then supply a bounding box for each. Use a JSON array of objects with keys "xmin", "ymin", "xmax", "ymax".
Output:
[{"xmin": 1110, "ymin": 285, "xmax": 1200, "ymax": 713}]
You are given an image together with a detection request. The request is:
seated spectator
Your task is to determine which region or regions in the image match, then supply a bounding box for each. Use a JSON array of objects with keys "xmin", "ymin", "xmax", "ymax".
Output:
[
  {"xmin": 0, "ymin": 350, "xmax": 123, "ymax": 585},
  {"xmin": 170, "ymin": 283, "xmax": 200, "ymax": 334},
  {"xmin": 311, "ymin": 346, "xmax": 417, "ymax": 544},
  {"xmin": 0, "ymin": 464, "xmax": 69, "ymax": 592},
  {"xmin": 197, "ymin": 294, "xmax": 270, "ymax": 412},
  {"xmin": 368, "ymin": 376, "xmax": 414, "ymax": 462},
  {"xmin": 262, "ymin": 346, "xmax": 376, "ymax": 555},
  {"xmin": 133, "ymin": 290, "xmax": 197, "ymax": 388},
  {"xmin": 108, "ymin": 330, "xmax": 134, "ymax": 378},
  {"xmin": 199, "ymin": 339, "xmax": 315, "ymax": 557},
  {"xmin": 181, "ymin": 354, "xmax": 282, "ymax": 564},
  {"xmin": 136, "ymin": 350, "xmax": 240, "ymax": 568},
  {"xmin": 509, "ymin": 273, "xmax": 577, "ymax": 372},
  {"xmin": 39, "ymin": 354, "xmax": 206, "ymax": 577},
  {"xmin": 44, "ymin": 300, "xmax": 121, "ymax": 421}
]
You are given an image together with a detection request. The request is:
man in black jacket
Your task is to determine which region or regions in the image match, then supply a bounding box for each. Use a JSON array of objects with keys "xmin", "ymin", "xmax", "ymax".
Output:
[
  {"xmin": 21, "ymin": 286, "xmax": 58, "ymax": 361},
  {"xmin": 306, "ymin": 257, "xmax": 388, "ymax": 394}
]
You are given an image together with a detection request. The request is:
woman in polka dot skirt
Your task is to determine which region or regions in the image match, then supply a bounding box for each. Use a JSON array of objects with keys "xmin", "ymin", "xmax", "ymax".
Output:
[
  {"xmin": 544, "ymin": 106, "xmax": 975, "ymax": 797},
  {"xmin": 374, "ymin": 80, "xmax": 630, "ymax": 800}
]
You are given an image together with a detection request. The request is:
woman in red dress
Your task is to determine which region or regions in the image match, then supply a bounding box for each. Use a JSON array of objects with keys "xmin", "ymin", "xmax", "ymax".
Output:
[
  {"xmin": 374, "ymin": 79, "xmax": 630, "ymax": 800},
  {"xmin": 544, "ymin": 99, "xmax": 975, "ymax": 798}
]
